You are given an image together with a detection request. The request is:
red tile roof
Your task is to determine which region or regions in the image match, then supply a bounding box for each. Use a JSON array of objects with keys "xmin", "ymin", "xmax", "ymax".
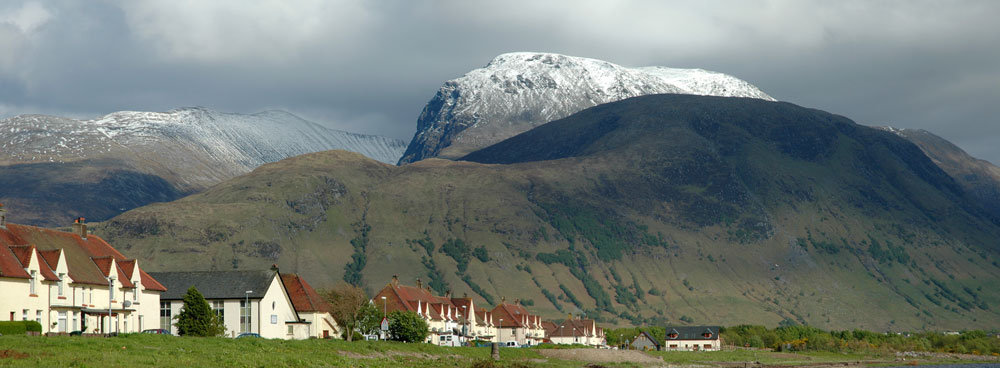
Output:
[
  {"xmin": 0, "ymin": 223, "xmax": 165, "ymax": 291},
  {"xmin": 491, "ymin": 302, "xmax": 531, "ymax": 328},
  {"xmin": 0, "ymin": 245, "xmax": 30, "ymax": 279},
  {"xmin": 280, "ymin": 273, "xmax": 332, "ymax": 314}
]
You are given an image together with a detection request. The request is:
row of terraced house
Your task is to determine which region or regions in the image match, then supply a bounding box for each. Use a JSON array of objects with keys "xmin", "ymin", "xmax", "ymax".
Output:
[
  {"xmin": 372, "ymin": 276, "xmax": 606, "ymax": 347},
  {"xmin": 0, "ymin": 205, "xmax": 339, "ymax": 339},
  {"xmin": 0, "ymin": 204, "xmax": 605, "ymax": 345}
]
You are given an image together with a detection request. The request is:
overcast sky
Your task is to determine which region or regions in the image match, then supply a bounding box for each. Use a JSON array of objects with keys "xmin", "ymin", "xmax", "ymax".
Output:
[{"xmin": 2, "ymin": 0, "xmax": 998, "ymax": 163}]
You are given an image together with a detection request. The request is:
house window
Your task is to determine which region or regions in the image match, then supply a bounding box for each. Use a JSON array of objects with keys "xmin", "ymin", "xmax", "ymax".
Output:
[
  {"xmin": 29, "ymin": 270, "xmax": 36, "ymax": 295},
  {"xmin": 133, "ymin": 287, "xmax": 138, "ymax": 301},
  {"xmin": 704, "ymin": 344, "xmax": 712, "ymax": 349},
  {"xmin": 160, "ymin": 302, "xmax": 171, "ymax": 331},
  {"xmin": 287, "ymin": 325, "xmax": 293, "ymax": 334},
  {"xmin": 58, "ymin": 273, "xmax": 65, "ymax": 296},
  {"xmin": 22, "ymin": 309, "xmax": 28, "ymax": 321},
  {"xmin": 35, "ymin": 310, "xmax": 42, "ymax": 324},
  {"xmin": 58, "ymin": 311, "xmax": 67, "ymax": 333},
  {"xmin": 213, "ymin": 301, "xmax": 224, "ymax": 323},
  {"xmin": 73, "ymin": 312, "xmax": 78, "ymax": 331},
  {"xmin": 240, "ymin": 300, "xmax": 250, "ymax": 333}
]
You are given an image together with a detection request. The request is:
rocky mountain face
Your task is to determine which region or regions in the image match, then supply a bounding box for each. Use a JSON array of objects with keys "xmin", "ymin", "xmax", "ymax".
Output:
[
  {"xmin": 98, "ymin": 95, "xmax": 1000, "ymax": 331},
  {"xmin": 0, "ymin": 108, "xmax": 406, "ymax": 226},
  {"xmin": 879, "ymin": 127, "xmax": 1000, "ymax": 218},
  {"xmin": 398, "ymin": 52, "xmax": 774, "ymax": 164}
]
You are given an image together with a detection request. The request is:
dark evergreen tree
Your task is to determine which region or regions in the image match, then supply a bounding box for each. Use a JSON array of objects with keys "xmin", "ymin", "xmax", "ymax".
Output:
[{"xmin": 175, "ymin": 286, "xmax": 225, "ymax": 337}]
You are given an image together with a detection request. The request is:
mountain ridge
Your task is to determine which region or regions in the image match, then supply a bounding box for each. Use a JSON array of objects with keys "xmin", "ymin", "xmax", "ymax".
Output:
[
  {"xmin": 97, "ymin": 94, "xmax": 1000, "ymax": 331},
  {"xmin": 0, "ymin": 107, "xmax": 406, "ymax": 226}
]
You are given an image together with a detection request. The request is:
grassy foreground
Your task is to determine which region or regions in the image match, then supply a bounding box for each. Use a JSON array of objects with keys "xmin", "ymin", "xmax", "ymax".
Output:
[{"xmin": 0, "ymin": 334, "xmax": 995, "ymax": 367}]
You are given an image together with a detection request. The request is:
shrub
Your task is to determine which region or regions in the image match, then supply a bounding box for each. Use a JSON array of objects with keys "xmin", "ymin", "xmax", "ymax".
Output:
[
  {"xmin": 387, "ymin": 311, "xmax": 429, "ymax": 343},
  {"xmin": 0, "ymin": 321, "xmax": 40, "ymax": 335}
]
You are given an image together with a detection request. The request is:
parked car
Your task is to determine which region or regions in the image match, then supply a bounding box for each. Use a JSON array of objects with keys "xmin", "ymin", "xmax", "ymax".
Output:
[
  {"xmin": 501, "ymin": 341, "xmax": 520, "ymax": 348},
  {"xmin": 236, "ymin": 332, "xmax": 262, "ymax": 339},
  {"xmin": 141, "ymin": 329, "xmax": 171, "ymax": 335}
]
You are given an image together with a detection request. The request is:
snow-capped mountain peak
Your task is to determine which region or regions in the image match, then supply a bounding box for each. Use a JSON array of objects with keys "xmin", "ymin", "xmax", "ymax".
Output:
[{"xmin": 398, "ymin": 52, "xmax": 775, "ymax": 164}]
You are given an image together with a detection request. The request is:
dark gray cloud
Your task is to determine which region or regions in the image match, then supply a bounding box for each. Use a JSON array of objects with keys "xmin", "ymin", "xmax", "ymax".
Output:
[{"xmin": 2, "ymin": 0, "xmax": 999, "ymax": 163}]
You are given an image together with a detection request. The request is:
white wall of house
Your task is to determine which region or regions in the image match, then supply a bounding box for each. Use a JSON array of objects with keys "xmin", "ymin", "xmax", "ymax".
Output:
[
  {"xmin": 257, "ymin": 274, "xmax": 301, "ymax": 339},
  {"xmin": 1, "ymin": 256, "xmax": 160, "ymax": 335},
  {"xmin": 299, "ymin": 311, "xmax": 339, "ymax": 339},
  {"xmin": 663, "ymin": 339, "xmax": 720, "ymax": 351}
]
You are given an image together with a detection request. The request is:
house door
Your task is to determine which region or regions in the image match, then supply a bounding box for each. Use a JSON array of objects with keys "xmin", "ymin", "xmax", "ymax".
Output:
[
  {"xmin": 58, "ymin": 312, "xmax": 67, "ymax": 332},
  {"xmin": 323, "ymin": 330, "xmax": 329, "ymax": 338}
]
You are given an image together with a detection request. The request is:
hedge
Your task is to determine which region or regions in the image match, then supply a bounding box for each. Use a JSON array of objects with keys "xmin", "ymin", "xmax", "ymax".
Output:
[{"xmin": 0, "ymin": 320, "xmax": 42, "ymax": 335}]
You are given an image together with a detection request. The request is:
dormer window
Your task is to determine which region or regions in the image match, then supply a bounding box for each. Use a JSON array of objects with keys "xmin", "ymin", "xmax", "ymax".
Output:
[
  {"xmin": 703, "ymin": 332, "xmax": 712, "ymax": 338},
  {"xmin": 58, "ymin": 273, "xmax": 65, "ymax": 296},
  {"xmin": 133, "ymin": 287, "xmax": 138, "ymax": 301}
]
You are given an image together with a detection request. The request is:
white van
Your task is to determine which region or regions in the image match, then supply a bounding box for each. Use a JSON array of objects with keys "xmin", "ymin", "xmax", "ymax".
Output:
[
  {"xmin": 438, "ymin": 334, "xmax": 461, "ymax": 347},
  {"xmin": 502, "ymin": 341, "xmax": 520, "ymax": 348}
]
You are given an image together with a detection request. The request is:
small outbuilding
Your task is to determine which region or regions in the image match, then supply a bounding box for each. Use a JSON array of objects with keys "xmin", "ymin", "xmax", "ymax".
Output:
[{"xmin": 630, "ymin": 330, "xmax": 662, "ymax": 351}]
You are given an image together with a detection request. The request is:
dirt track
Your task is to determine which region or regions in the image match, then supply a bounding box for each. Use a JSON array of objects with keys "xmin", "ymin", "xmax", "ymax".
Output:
[{"xmin": 537, "ymin": 349, "xmax": 665, "ymax": 364}]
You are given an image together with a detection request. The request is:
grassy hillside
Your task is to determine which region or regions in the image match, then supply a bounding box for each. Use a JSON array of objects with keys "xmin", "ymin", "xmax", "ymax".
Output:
[{"xmin": 95, "ymin": 95, "xmax": 1000, "ymax": 331}]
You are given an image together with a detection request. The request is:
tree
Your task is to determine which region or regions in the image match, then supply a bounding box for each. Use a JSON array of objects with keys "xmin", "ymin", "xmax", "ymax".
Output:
[
  {"xmin": 356, "ymin": 302, "xmax": 382, "ymax": 337},
  {"xmin": 387, "ymin": 310, "xmax": 429, "ymax": 343},
  {"xmin": 324, "ymin": 283, "xmax": 369, "ymax": 341},
  {"xmin": 175, "ymin": 286, "xmax": 225, "ymax": 337}
]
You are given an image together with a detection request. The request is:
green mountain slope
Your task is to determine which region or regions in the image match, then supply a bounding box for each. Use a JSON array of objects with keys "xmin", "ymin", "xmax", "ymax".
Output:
[
  {"xmin": 95, "ymin": 94, "xmax": 1000, "ymax": 331},
  {"xmin": 883, "ymin": 127, "xmax": 1000, "ymax": 218}
]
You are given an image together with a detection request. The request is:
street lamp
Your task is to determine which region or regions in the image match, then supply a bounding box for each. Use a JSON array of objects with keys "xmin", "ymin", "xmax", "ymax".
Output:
[
  {"xmin": 461, "ymin": 305, "xmax": 468, "ymax": 346},
  {"xmin": 499, "ymin": 318, "xmax": 503, "ymax": 344},
  {"xmin": 559, "ymin": 325, "xmax": 565, "ymax": 345},
  {"xmin": 381, "ymin": 296, "xmax": 387, "ymax": 341},
  {"xmin": 573, "ymin": 327, "xmax": 577, "ymax": 344},
  {"xmin": 245, "ymin": 290, "xmax": 253, "ymax": 333},
  {"xmin": 107, "ymin": 276, "xmax": 115, "ymax": 334},
  {"xmin": 620, "ymin": 333, "xmax": 623, "ymax": 350}
]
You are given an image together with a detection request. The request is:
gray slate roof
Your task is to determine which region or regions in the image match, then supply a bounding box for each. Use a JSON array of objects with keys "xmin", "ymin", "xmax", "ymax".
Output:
[
  {"xmin": 149, "ymin": 270, "xmax": 275, "ymax": 300},
  {"xmin": 664, "ymin": 326, "xmax": 720, "ymax": 341}
]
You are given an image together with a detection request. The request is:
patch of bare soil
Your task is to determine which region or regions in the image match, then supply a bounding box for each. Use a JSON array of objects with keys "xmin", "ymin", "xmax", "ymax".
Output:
[
  {"xmin": 0, "ymin": 350, "xmax": 29, "ymax": 359},
  {"xmin": 538, "ymin": 349, "xmax": 663, "ymax": 364}
]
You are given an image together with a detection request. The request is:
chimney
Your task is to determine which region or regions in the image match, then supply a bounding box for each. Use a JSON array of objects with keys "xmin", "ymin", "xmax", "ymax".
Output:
[
  {"xmin": 514, "ymin": 298, "xmax": 520, "ymax": 305},
  {"xmin": 270, "ymin": 264, "xmax": 279, "ymax": 273},
  {"xmin": 72, "ymin": 217, "xmax": 87, "ymax": 239},
  {"xmin": 391, "ymin": 275, "xmax": 399, "ymax": 285},
  {"xmin": 0, "ymin": 203, "xmax": 6, "ymax": 229},
  {"xmin": 415, "ymin": 278, "xmax": 422, "ymax": 289},
  {"xmin": 463, "ymin": 292, "xmax": 468, "ymax": 298},
  {"xmin": 501, "ymin": 296, "xmax": 505, "ymax": 303},
  {"xmin": 445, "ymin": 290, "xmax": 452, "ymax": 299}
]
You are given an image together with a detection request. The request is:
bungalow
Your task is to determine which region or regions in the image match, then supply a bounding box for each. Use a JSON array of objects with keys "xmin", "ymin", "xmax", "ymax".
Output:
[
  {"xmin": 630, "ymin": 331, "xmax": 661, "ymax": 351},
  {"xmin": 149, "ymin": 266, "xmax": 310, "ymax": 339},
  {"xmin": 0, "ymin": 208, "xmax": 165, "ymax": 334},
  {"xmin": 663, "ymin": 326, "xmax": 721, "ymax": 351}
]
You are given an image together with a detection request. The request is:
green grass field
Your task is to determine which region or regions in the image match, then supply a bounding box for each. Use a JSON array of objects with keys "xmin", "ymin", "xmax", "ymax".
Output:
[{"xmin": 2, "ymin": 334, "xmax": 994, "ymax": 367}]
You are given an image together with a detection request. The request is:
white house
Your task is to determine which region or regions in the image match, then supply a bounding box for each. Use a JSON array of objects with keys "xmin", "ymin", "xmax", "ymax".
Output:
[
  {"xmin": 150, "ymin": 266, "xmax": 310, "ymax": 339},
  {"xmin": 0, "ymin": 211, "xmax": 165, "ymax": 335},
  {"xmin": 279, "ymin": 273, "xmax": 340, "ymax": 339},
  {"xmin": 663, "ymin": 326, "xmax": 722, "ymax": 351},
  {"xmin": 548, "ymin": 315, "xmax": 606, "ymax": 347}
]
